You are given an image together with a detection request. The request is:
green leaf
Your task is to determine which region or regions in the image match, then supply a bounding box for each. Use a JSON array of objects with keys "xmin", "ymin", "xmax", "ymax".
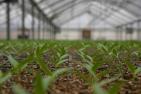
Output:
[
  {"xmin": 36, "ymin": 58, "xmax": 52, "ymax": 76},
  {"xmin": 11, "ymin": 54, "xmax": 33, "ymax": 74},
  {"xmin": 79, "ymin": 45, "xmax": 90, "ymax": 52},
  {"xmin": 92, "ymin": 62, "xmax": 102, "ymax": 73},
  {"xmin": 93, "ymin": 82, "xmax": 108, "ymax": 94},
  {"xmin": 0, "ymin": 73, "xmax": 12, "ymax": 85},
  {"xmin": 34, "ymin": 74, "xmax": 45, "ymax": 94},
  {"xmin": 56, "ymin": 59, "xmax": 68, "ymax": 67},
  {"xmin": 40, "ymin": 43, "xmax": 48, "ymax": 53},
  {"xmin": 57, "ymin": 52, "xmax": 61, "ymax": 58},
  {"xmin": 125, "ymin": 62, "xmax": 136, "ymax": 73},
  {"xmin": 34, "ymin": 47, "xmax": 52, "ymax": 76},
  {"xmin": 84, "ymin": 64, "xmax": 97, "ymax": 80},
  {"xmin": 8, "ymin": 55, "xmax": 18, "ymax": 67},
  {"xmin": 108, "ymin": 82, "xmax": 122, "ymax": 94},
  {"xmin": 53, "ymin": 68, "xmax": 71, "ymax": 77},
  {"xmin": 99, "ymin": 76, "xmax": 120, "ymax": 86},
  {"xmin": 86, "ymin": 55, "xmax": 93, "ymax": 63},
  {"xmin": 134, "ymin": 67, "xmax": 141, "ymax": 75},
  {"xmin": 42, "ymin": 76, "xmax": 53, "ymax": 91},
  {"xmin": 12, "ymin": 84, "xmax": 30, "ymax": 94},
  {"xmin": 97, "ymin": 44, "xmax": 108, "ymax": 53},
  {"xmin": 60, "ymin": 54, "xmax": 69, "ymax": 60},
  {"xmin": 43, "ymin": 68, "xmax": 71, "ymax": 91}
]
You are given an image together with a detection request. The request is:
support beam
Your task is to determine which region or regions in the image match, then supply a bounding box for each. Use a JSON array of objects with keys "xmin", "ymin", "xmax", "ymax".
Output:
[
  {"xmin": 48, "ymin": 0, "xmax": 88, "ymax": 19},
  {"xmin": 6, "ymin": 2, "xmax": 10, "ymax": 40},
  {"xmin": 22, "ymin": 0, "xmax": 25, "ymax": 38},
  {"xmin": 47, "ymin": 0, "xmax": 64, "ymax": 8},
  {"xmin": 101, "ymin": 0, "xmax": 141, "ymax": 17},
  {"xmin": 38, "ymin": 15, "xmax": 41, "ymax": 40},
  {"xmin": 43, "ymin": 21, "xmax": 45, "ymax": 39},
  {"xmin": 88, "ymin": 1, "xmax": 136, "ymax": 27},
  {"xmin": 47, "ymin": 0, "xmax": 86, "ymax": 15},
  {"xmin": 31, "ymin": 4, "xmax": 35, "ymax": 40},
  {"xmin": 137, "ymin": 21, "xmax": 140, "ymax": 40},
  {"xmin": 46, "ymin": 23, "xmax": 48, "ymax": 39},
  {"xmin": 116, "ymin": 19, "xmax": 141, "ymax": 28},
  {"xmin": 29, "ymin": 0, "xmax": 59, "ymax": 31},
  {"xmin": 116, "ymin": 26, "xmax": 123, "ymax": 40},
  {"xmin": 126, "ymin": 0, "xmax": 141, "ymax": 10},
  {"xmin": 56, "ymin": 8, "xmax": 88, "ymax": 25},
  {"xmin": 50, "ymin": 25, "xmax": 53, "ymax": 39}
]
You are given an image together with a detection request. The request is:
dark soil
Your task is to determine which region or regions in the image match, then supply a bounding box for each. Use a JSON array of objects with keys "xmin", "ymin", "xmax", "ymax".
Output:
[{"xmin": 0, "ymin": 50, "xmax": 141, "ymax": 94}]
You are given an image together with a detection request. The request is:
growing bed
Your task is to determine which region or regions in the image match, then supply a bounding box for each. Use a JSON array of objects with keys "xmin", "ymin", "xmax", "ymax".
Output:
[{"xmin": 0, "ymin": 40, "xmax": 141, "ymax": 94}]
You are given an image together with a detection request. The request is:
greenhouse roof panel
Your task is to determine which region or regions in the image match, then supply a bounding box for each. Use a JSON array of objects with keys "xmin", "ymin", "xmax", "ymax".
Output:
[{"xmin": 0, "ymin": 0, "xmax": 141, "ymax": 28}]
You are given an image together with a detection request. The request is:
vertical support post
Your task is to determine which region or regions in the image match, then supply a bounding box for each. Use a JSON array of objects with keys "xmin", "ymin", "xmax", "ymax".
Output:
[
  {"xmin": 50, "ymin": 25, "xmax": 53, "ymax": 39},
  {"xmin": 125, "ymin": 26, "xmax": 128, "ymax": 40},
  {"xmin": 116, "ymin": 27, "xmax": 119, "ymax": 40},
  {"xmin": 42, "ymin": 21, "xmax": 44, "ymax": 39},
  {"xmin": 137, "ymin": 21, "xmax": 140, "ymax": 40},
  {"xmin": 52, "ymin": 26, "xmax": 55, "ymax": 40},
  {"xmin": 117, "ymin": 28, "xmax": 119, "ymax": 40},
  {"xmin": 139, "ymin": 21, "xmax": 141, "ymax": 40},
  {"xmin": 38, "ymin": 15, "xmax": 41, "ymax": 40},
  {"xmin": 22, "ymin": 0, "xmax": 25, "ymax": 38},
  {"xmin": 43, "ymin": 21, "xmax": 45, "ymax": 39},
  {"xmin": 45, "ymin": 22, "xmax": 47, "ymax": 39},
  {"xmin": 41, "ymin": 19, "xmax": 43, "ymax": 39},
  {"xmin": 31, "ymin": 4, "xmax": 35, "ymax": 40},
  {"xmin": 53, "ymin": 28, "xmax": 55, "ymax": 40},
  {"xmin": 129, "ymin": 24, "xmax": 133, "ymax": 40},
  {"xmin": 49, "ymin": 26, "xmax": 51, "ymax": 39},
  {"xmin": 6, "ymin": 2, "xmax": 10, "ymax": 40},
  {"xmin": 119, "ymin": 27, "xmax": 122, "ymax": 40},
  {"xmin": 124, "ymin": 26, "xmax": 127, "ymax": 40}
]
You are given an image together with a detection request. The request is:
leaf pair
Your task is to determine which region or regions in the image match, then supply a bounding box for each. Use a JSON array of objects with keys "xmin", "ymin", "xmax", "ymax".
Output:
[{"xmin": 56, "ymin": 54, "xmax": 69, "ymax": 67}]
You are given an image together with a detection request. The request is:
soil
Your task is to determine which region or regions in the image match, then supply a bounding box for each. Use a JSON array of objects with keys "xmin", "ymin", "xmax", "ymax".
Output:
[{"xmin": 0, "ymin": 49, "xmax": 141, "ymax": 94}]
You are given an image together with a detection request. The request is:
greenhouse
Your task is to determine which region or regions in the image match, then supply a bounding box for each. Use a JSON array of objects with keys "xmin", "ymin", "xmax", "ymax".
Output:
[{"xmin": 0, "ymin": 0, "xmax": 141, "ymax": 94}]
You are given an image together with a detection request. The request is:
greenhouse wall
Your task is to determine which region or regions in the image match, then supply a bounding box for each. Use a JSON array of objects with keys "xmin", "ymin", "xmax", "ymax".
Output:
[
  {"xmin": 0, "ymin": 30, "xmax": 53, "ymax": 40},
  {"xmin": 0, "ymin": 28, "xmax": 141, "ymax": 40},
  {"xmin": 56, "ymin": 29, "xmax": 141, "ymax": 40}
]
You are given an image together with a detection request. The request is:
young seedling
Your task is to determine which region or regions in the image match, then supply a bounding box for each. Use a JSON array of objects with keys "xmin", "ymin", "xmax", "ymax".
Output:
[
  {"xmin": 78, "ymin": 44, "xmax": 103, "ymax": 80},
  {"xmin": 125, "ymin": 60, "xmax": 141, "ymax": 78},
  {"xmin": 0, "ymin": 54, "xmax": 33, "ymax": 85},
  {"xmin": 54, "ymin": 46, "xmax": 69, "ymax": 67},
  {"xmin": 77, "ymin": 44, "xmax": 123, "ymax": 94},
  {"xmin": 55, "ymin": 53, "xmax": 69, "ymax": 67},
  {"xmin": 8, "ymin": 54, "xmax": 34, "ymax": 74},
  {"xmin": 42, "ymin": 68, "xmax": 71, "ymax": 91},
  {"xmin": 34, "ymin": 45, "xmax": 52, "ymax": 76},
  {"xmin": 34, "ymin": 66, "xmax": 70, "ymax": 93}
]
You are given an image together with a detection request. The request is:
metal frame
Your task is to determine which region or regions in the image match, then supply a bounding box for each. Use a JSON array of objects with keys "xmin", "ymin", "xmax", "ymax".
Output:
[
  {"xmin": 21, "ymin": 0, "xmax": 25, "ymax": 38},
  {"xmin": 55, "ymin": 5, "xmax": 89, "ymax": 25},
  {"xmin": 6, "ymin": 1, "xmax": 10, "ymax": 40},
  {"xmin": 29, "ymin": 0, "xmax": 59, "ymax": 30}
]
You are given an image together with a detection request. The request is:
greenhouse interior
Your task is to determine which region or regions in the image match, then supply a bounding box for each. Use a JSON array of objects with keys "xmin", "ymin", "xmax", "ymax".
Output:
[
  {"xmin": 0, "ymin": 0, "xmax": 141, "ymax": 94},
  {"xmin": 0, "ymin": 0, "xmax": 141, "ymax": 40}
]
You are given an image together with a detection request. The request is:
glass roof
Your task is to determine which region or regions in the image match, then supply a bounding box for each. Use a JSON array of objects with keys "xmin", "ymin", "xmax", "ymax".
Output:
[
  {"xmin": 0, "ymin": 0, "xmax": 141, "ymax": 29},
  {"xmin": 34, "ymin": 0, "xmax": 141, "ymax": 28}
]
